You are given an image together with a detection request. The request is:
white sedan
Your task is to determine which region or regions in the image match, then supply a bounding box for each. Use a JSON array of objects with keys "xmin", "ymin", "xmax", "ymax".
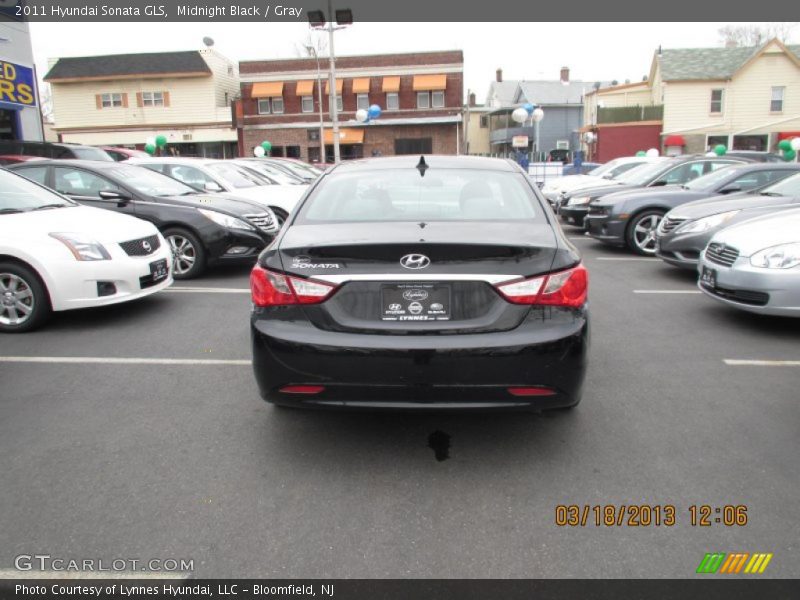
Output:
[{"xmin": 0, "ymin": 168, "xmax": 173, "ymax": 332}]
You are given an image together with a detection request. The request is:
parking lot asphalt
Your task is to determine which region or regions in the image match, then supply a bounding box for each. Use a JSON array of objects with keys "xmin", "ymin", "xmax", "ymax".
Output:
[{"xmin": 1, "ymin": 229, "xmax": 799, "ymax": 579}]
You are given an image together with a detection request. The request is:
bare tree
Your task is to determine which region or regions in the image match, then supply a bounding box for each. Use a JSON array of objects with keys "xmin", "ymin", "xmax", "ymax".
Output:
[
  {"xmin": 718, "ymin": 23, "xmax": 797, "ymax": 47},
  {"xmin": 294, "ymin": 31, "xmax": 328, "ymax": 58}
]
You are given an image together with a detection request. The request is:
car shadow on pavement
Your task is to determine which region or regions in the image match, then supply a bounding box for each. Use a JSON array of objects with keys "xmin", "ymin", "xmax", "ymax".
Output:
[
  {"xmin": 33, "ymin": 293, "xmax": 173, "ymax": 333},
  {"xmin": 695, "ymin": 301, "xmax": 800, "ymax": 338}
]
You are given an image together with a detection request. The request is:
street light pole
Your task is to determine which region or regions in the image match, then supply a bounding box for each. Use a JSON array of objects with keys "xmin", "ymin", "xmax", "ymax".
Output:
[
  {"xmin": 306, "ymin": 45, "xmax": 327, "ymax": 164},
  {"xmin": 326, "ymin": 0, "xmax": 341, "ymax": 164}
]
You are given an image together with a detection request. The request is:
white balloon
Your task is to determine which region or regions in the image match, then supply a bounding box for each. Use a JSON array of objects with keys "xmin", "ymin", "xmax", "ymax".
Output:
[
  {"xmin": 583, "ymin": 132, "xmax": 595, "ymax": 144},
  {"xmin": 355, "ymin": 109, "xmax": 369, "ymax": 123},
  {"xmin": 646, "ymin": 148, "xmax": 659, "ymax": 158},
  {"xmin": 145, "ymin": 137, "xmax": 156, "ymax": 147},
  {"xmin": 705, "ymin": 151, "xmax": 716, "ymax": 157},
  {"xmin": 532, "ymin": 108, "xmax": 544, "ymax": 122},
  {"xmin": 253, "ymin": 146, "xmax": 265, "ymax": 157},
  {"xmin": 511, "ymin": 107, "xmax": 528, "ymax": 124},
  {"xmin": 791, "ymin": 137, "xmax": 800, "ymax": 152}
]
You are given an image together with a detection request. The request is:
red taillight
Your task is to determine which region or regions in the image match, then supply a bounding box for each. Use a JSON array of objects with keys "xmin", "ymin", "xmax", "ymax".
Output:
[
  {"xmin": 507, "ymin": 387, "xmax": 557, "ymax": 397},
  {"xmin": 279, "ymin": 385, "xmax": 325, "ymax": 394},
  {"xmin": 495, "ymin": 264, "xmax": 588, "ymax": 308},
  {"xmin": 250, "ymin": 265, "xmax": 337, "ymax": 307}
]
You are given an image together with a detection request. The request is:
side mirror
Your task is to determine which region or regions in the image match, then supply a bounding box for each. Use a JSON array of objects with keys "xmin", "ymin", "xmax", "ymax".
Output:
[
  {"xmin": 719, "ymin": 185, "xmax": 741, "ymax": 194},
  {"xmin": 204, "ymin": 181, "xmax": 224, "ymax": 193},
  {"xmin": 98, "ymin": 190, "xmax": 132, "ymax": 205},
  {"xmin": 651, "ymin": 180, "xmax": 668, "ymax": 187}
]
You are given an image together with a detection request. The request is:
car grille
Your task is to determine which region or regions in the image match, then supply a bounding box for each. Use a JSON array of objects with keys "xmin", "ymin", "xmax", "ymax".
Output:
[
  {"xmin": 245, "ymin": 212, "xmax": 279, "ymax": 234},
  {"xmin": 705, "ymin": 285, "xmax": 770, "ymax": 307},
  {"xmin": 705, "ymin": 243, "xmax": 739, "ymax": 267},
  {"xmin": 659, "ymin": 217, "xmax": 686, "ymax": 234},
  {"xmin": 119, "ymin": 234, "xmax": 160, "ymax": 257}
]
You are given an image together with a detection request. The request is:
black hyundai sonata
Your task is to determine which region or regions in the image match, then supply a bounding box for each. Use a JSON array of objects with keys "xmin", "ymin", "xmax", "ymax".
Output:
[{"xmin": 250, "ymin": 156, "xmax": 588, "ymax": 411}]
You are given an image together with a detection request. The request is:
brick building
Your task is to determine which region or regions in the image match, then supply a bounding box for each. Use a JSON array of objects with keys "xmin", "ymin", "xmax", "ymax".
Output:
[{"xmin": 236, "ymin": 50, "xmax": 463, "ymax": 162}]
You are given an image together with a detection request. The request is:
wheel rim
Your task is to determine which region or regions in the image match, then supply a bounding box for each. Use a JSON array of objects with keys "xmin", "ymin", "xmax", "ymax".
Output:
[
  {"xmin": 167, "ymin": 234, "xmax": 197, "ymax": 275},
  {"xmin": 0, "ymin": 273, "xmax": 35, "ymax": 326},
  {"xmin": 633, "ymin": 214, "xmax": 662, "ymax": 254}
]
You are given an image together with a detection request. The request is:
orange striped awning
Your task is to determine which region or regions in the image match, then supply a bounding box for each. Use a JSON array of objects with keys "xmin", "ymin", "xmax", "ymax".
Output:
[
  {"xmin": 251, "ymin": 81, "xmax": 284, "ymax": 98},
  {"xmin": 295, "ymin": 80, "xmax": 314, "ymax": 96},
  {"xmin": 382, "ymin": 76, "xmax": 400, "ymax": 92},
  {"xmin": 352, "ymin": 78, "xmax": 371, "ymax": 94},
  {"xmin": 324, "ymin": 78, "xmax": 344, "ymax": 94},
  {"xmin": 412, "ymin": 74, "xmax": 446, "ymax": 91},
  {"xmin": 323, "ymin": 128, "xmax": 364, "ymax": 145}
]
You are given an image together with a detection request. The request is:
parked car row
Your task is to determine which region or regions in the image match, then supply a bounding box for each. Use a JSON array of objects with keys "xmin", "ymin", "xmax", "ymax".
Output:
[{"xmin": 557, "ymin": 156, "xmax": 800, "ymax": 317}]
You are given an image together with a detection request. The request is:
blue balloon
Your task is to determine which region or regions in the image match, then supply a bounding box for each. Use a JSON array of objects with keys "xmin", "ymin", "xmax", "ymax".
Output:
[
  {"xmin": 367, "ymin": 104, "xmax": 382, "ymax": 119},
  {"xmin": 523, "ymin": 103, "xmax": 535, "ymax": 115}
]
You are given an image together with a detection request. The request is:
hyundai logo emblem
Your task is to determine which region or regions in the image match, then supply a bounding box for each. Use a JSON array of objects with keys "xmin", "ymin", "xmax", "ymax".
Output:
[
  {"xmin": 142, "ymin": 240, "xmax": 152, "ymax": 252},
  {"xmin": 399, "ymin": 254, "xmax": 430, "ymax": 269}
]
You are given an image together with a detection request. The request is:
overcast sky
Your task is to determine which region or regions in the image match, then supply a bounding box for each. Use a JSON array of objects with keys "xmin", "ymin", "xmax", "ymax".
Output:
[{"xmin": 29, "ymin": 22, "xmax": 797, "ymax": 101}]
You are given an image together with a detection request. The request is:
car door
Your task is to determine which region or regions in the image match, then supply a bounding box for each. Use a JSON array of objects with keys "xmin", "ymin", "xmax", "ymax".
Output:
[{"xmin": 52, "ymin": 166, "xmax": 137, "ymax": 219}]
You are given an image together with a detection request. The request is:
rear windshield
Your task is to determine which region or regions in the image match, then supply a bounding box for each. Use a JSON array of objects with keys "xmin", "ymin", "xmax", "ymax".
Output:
[{"xmin": 296, "ymin": 168, "xmax": 544, "ymax": 223}]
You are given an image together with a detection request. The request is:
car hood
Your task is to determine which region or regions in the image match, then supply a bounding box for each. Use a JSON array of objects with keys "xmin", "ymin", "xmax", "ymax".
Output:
[
  {"xmin": 593, "ymin": 185, "xmax": 706, "ymax": 206},
  {"xmin": 569, "ymin": 182, "xmax": 637, "ymax": 200},
  {"xmin": 543, "ymin": 174, "xmax": 611, "ymax": 193},
  {"xmin": 671, "ymin": 194, "xmax": 800, "ymax": 220},
  {"xmin": 710, "ymin": 208, "xmax": 800, "ymax": 255},
  {"xmin": 220, "ymin": 184, "xmax": 306, "ymax": 206},
  {"xmin": 154, "ymin": 192, "xmax": 267, "ymax": 217},
  {"xmin": 0, "ymin": 204, "xmax": 157, "ymax": 243}
]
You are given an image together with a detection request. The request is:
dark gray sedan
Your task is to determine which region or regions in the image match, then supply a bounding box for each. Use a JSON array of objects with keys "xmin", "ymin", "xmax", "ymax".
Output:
[
  {"xmin": 583, "ymin": 162, "xmax": 799, "ymax": 255},
  {"xmin": 656, "ymin": 172, "xmax": 800, "ymax": 269}
]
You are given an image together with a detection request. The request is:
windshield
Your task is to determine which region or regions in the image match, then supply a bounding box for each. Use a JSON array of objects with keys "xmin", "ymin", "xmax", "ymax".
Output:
[
  {"xmin": 274, "ymin": 160, "xmax": 320, "ymax": 179},
  {"xmin": 70, "ymin": 147, "xmax": 114, "ymax": 161},
  {"xmin": 683, "ymin": 165, "xmax": 739, "ymax": 191},
  {"xmin": 586, "ymin": 159, "xmax": 626, "ymax": 178},
  {"xmin": 614, "ymin": 160, "xmax": 672, "ymax": 186},
  {"xmin": 207, "ymin": 162, "xmax": 268, "ymax": 188},
  {"xmin": 239, "ymin": 162, "xmax": 304, "ymax": 185},
  {"xmin": 107, "ymin": 165, "xmax": 197, "ymax": 196},
  {"xmin": 297, "ymin": 168, "xmax": 544, "ymax": 223},
  {"xmin": 762, "ymin": 172, "xmax": 800, "ymax": 197},
  {"xmin": 0, "ymin": 169, "xmax": 76, "ymax": 212}
]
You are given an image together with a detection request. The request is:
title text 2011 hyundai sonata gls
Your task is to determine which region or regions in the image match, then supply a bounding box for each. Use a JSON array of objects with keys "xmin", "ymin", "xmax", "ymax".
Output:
[{"xmin": 249, "ymin": 156, "xmax": 588, "ymax": 411}]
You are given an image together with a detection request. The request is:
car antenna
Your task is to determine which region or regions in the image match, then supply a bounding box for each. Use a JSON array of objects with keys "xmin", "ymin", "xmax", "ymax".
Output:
[{"xmin": 416, "ymin": 155, "xmax": 428, "ymax": 177}]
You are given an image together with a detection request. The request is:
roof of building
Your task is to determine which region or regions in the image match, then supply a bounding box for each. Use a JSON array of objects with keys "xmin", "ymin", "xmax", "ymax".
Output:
[
  {"xmin": 516, "ymin": 80, "xmax": 588, "ymax": 105},
  {"xmin": 44, "ymin": 51, "xmax": 211, "ymax": 81},
  {"xmin": 659, "ymin": 42, "xmax": 800, "ymax": 81},
  {"xmin": 485, "ymin": 80, "xmax": 519, "ymax": 107}
]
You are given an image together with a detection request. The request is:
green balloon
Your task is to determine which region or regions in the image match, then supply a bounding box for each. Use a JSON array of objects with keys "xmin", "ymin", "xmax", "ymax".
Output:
[
  {"xmin": 144, "ymin": 143, "xmax": 156, "ymax": 155},
  {"xmin": 778, "ymin": 139, "xmax": 792, "ymax": 152},
  {"xmin": 635, "ymin": 150, "xmax": 646, "ymax": 157},
  {"xmin": 155, "ymin": 134, "xmax": 167, "ymax": 147},
  {"xmin": 782, "ymin": 149, "xmax": 796, "ymax": 161},
  {"xmin": 261, "ymin": 141, "xmax": 272, "ymax": 152},
  {"xmin": 714, "ymin": 144, "xmax": 727, "ymax": 156}
]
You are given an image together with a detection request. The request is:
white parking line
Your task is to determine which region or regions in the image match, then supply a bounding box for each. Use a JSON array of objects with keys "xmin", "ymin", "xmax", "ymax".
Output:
[
  {"xmin": 166, "ymin": 287, "xmax": 249, "ymax": 294},
  {"xmin": 596, "ymin": 257, "xmax": 660, "ymax": 262},
  {"xmin": 633, "ymin": 290, "xmax": 702, "ymax": 294},
  {"xmin": 724, "ymin": 359, "xmax": 800, "ymax": 367},
  {"xmin": 0, "ymin": 356, "xmax": 250, "ymax": 366}
]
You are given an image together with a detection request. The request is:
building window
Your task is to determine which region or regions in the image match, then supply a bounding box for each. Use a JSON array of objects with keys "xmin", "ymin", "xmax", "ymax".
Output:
[
  {"xmin": 771, "ymin": 86, "xmax": 784, "ymax": 112},
  {"xmin": 710, "ymin": 89, "xmax": 723, "ymax": 113},
  {"xmin": 301, "ymin": 96, "xmax": 314, "ymax": 113},
  {"xmin": 258, "ymin": 99, "xmax": 271, "ymax": 114},
  {"xmin": 395, "ymin": 138, "xmax": 433, "ymax": 155},
  {"xmin": 271, "ymin": 97, "xmax": 284, "ymax": 114},
  {"xmin": 432, "ymin": 91, "xmax": 445, "ymax": 108},
  {"xmin": 336, "ymin": 95, "xmax": 343, "ymax": 112},
  {"xmin": 386, "ymin": 92, "xmax": 399, "ymax": 110},
  {"xmin": 479, "ymin": 115, "xmax": 488, "ymax": 128},
  {"xmin": 356, "ymin": 94, "xmax": 369, "ymax": 111},
  {"xmin": 142, "ymin": 92, "xmax": 164, "ymax": 107},
  {"xmin": 101, "ymin": 93, "xmax": 123, "ymax": 108},
  {"xmin": 417, "ymin": 92, "xmax": 431, "ymax": 109},
  {"xmin": 556, "ymin": 140, "xmax": 569, "ymax": 150},
  {"xmin": 307, "ymin": 129, "xmax": 320, "ymax": 141}
]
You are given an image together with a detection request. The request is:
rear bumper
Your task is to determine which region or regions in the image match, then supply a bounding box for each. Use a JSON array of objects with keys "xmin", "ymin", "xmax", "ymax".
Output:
[{"xmin": 251, "ymin": 307, "xmax": 589, "ymax": 410}]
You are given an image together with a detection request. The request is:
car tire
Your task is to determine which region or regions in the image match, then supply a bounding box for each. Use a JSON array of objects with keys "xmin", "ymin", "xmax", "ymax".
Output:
[
  {"xmin": 626, "ymin": 210, "xmax": 665, "ymax": 256},
  {"xmin": 163, "ymin": 228, "xmax": 206, "ymax": 280},
  {"xmin": 0, "ymin": 261, "xmax": 51, "ymax": 333},
  {"xmin": 270, "ymin": 207, "xmax": 288, "ymax": 229}
]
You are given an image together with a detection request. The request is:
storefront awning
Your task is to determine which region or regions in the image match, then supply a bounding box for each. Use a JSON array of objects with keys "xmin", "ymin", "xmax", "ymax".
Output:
[
  {"xmin": 664, "ymin": 134, "xmax": 685, "ymax": 146},
  {"xmin": 323, "ymin": 128, "xmax": 364, "ymax": 145},
  {"xmin": 777, "ymin": 131, "xmax": 800, "ymax": 140},
  {"xmin": 382, "ymin": 76, "xmax": 400, "ymax": 92},
  {"xmin": 295, "ymin": 80, "xmax": 314, "ymax": 96},
  {"xmin": 324, "ymin": 79, "xmax": 344, "ymax": 94},
  {"xmin": 251, "ymin": 81, "xmax": 283, "ymax": 98},
  {"xmin": 352, "ymin": 78, "xmax": 371, "ymax": 94},
  {"xmin": 412, "ymin": 74, "xmax": 447, "ymax": 91}
]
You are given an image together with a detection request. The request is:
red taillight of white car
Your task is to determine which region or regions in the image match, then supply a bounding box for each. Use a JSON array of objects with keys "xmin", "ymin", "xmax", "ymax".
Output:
[
  {"xmin": 250, "ymin": 266, "xmax": 337, "ymax": 306},
  {"xmin": 495, "ymin": 264, "xmax": 588, "ymax": 308}
]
